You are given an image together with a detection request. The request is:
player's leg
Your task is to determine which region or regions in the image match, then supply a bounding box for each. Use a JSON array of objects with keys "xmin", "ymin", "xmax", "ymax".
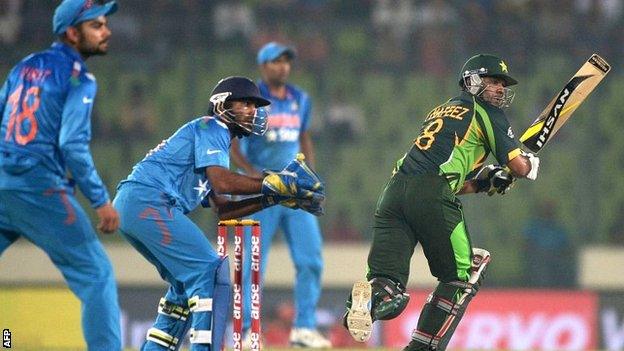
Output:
[
  {"xmin": 114, "ymin": 184, "xmax": 227, "ymax": 351},
  {"xmin": 143, "ymin": 285, "xmax": 191, "ymax": 351},
  {"xmin": 402, "ymin": 177, "xmax": 482, "ymax": 351},
  {"xmin": 8, "ymin": 189, "xmax": 121, "ymax": 351},
  {"xmin": 282, "ymin": 209, "xmax": 331, "ymax": 348},
  {"xmin": 346, "ymin": 175, "xmax": 415, "ymax": 342},
  {"xmin": 0, "ymin": 192, "xmax": 20, "ymax": 255},
  {"xmin": 241, "ymin": 206, "xmax": 281, "ymax": 334}
]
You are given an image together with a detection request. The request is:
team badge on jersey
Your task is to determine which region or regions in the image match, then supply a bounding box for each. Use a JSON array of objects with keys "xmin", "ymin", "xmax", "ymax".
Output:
[
  {"xmin": 194, "ymin": 179, "xmax": 210, "ymax": 199},
  {"xmin": 291, "ymin": 101, "xmax": 298, "ymax": 111},
  {"xmin": 507, "ymin": 127, "xmax": 515, "ymax": 138}
]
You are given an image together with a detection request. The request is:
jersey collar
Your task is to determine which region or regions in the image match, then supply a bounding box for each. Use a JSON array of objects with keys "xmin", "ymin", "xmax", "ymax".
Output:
[{"xmin": 52, "ymin": 41, "xmax": 86, "ymax": 67}]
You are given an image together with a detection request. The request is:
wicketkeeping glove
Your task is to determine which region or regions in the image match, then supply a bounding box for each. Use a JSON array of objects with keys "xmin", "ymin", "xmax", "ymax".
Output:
[
  {"xmin": 475, "ymin": 164, "xmax": 515, "ymax": 196},
  {"xmin": 281, "ymin": 197, "xmax": 325, "ymax": 216},
  {"xmin": 261, "ymin": 171, "xmax": 325, "ymax": 202},
  {"xmin": 282, "ymin": 153, "xmax": 325, "ymax": 193}
]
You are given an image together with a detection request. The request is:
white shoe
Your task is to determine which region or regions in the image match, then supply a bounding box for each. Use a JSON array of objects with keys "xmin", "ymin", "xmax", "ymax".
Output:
[
  {"xmin": 346, "ymin": 280, "xmax": 373, "ymax": 342},
  {"xmin": 242, "ymin": 330, "xmax": 262, "ymax": 350},
  {"xmin": 289, "ymin": 327, "xmax": 332, "ymax": 348}
]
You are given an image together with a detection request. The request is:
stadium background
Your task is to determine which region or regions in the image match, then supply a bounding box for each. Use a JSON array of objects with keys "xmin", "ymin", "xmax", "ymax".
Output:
[{"xmin": 1, "ymin": 0, "xmax": 624, "ymax": 349}]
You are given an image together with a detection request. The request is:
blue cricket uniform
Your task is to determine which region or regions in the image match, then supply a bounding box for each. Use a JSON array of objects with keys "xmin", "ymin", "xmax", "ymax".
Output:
[
  {"xmin": 0, "ymin": 42, "xmax": 120, "ymax": 350},
  {"xmin": 238, "ymin": 81, "xmax": 323, "ymax": 330},
  {"xmin": 114, "ymin": 116, "xmax": 231, "ymax": 351}
]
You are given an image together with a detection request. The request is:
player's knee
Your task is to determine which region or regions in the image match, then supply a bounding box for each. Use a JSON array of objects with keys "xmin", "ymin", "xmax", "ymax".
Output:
[{"xmin": 294, "ymin": 258, "xmax": 323, "ymax": 275}]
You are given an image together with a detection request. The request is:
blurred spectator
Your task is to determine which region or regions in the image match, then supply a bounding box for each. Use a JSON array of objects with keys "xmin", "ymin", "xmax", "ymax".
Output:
[
  {"xmin": 324, "ymin": 88, "xmax": 364, "ymax": 144},
  {"xmin": 522, "ymin": 200, "xmax": 576, "ymax": 287},
  {"xmin": 213, "ymin": 1, "xmax": 256, "ymax": 42},
  {"xmin": 118, "ymin": 82, "xmax": 158, "ymax": 168},
  {"xmin": 0, "ymin": 0, "xmax": 22, "ymax": 45},
  {"xmin": 575, "ymin": 0, "xmax": 623, "ymax": 24},
  {"xmin": 534, "ymin": 0, "xmax": 574, "ymax": 56},
  {"xmin": 296, "ymin": 28, "xmax": 329, "ymax": 77},
  {"xmin": 413, "ymin": 0, "xmax": 458, "ymax": 76},
  {"xmin": 370, "ymin": 0, "xmax": 414, "ymax": 71}
]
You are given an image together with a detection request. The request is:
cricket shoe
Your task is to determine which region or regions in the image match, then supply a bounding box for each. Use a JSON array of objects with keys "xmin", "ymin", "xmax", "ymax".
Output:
[
  {"xmin": 289, "ymin": 328, "xmax": 332, "ymax": 348},
  {"xmin": 242, "ymin": 330, "xmax": 263, "ymax": 350},
  {"xmin": 345, "ymin": 280, "xmax": 373, "ymax": 342}
]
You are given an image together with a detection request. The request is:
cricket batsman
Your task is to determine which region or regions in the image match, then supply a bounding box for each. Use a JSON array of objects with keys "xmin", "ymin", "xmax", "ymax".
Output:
[
  {"xmin": 0, "ymin": 1, "xmax": 120, "ymax": 350},
  {"xmin": 343, "ymin": 54, "xmax": 540, "ymax": 350}
]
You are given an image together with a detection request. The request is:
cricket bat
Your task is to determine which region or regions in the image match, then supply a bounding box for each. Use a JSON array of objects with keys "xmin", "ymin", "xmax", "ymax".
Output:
[{"xmin": 519, "ymin": 54, "xmax": 611, "ymax": 153}]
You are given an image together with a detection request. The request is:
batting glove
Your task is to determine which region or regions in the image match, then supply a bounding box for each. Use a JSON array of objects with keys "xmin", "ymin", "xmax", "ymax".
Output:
[{"xmin": 475, "ymin": 165, "xmax": 515, "ymax": 196}]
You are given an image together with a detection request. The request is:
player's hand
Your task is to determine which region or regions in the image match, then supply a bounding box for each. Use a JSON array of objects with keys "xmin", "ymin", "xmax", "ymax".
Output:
[
  {"xmin": 261, "ymin": 172, "xmax": 325, "ymax": 201},
  {"xmin": 281, "ymin": 198, "xmax": 325, "ymax": 216},
  {"xmin": 521, "ymin": 151, "xmax": 540, "ymax": 180},
  {"xmin": 96, "ymin": 202, "xmax": 120, "ymax": 234},
  {"xmin": 261, "ymin": 194, "xmax": 324, "ymax": 216},
  {"xmin": 475, "ymin": 165, "xmax": 514, "ymax": 196},
  {"xmin": 282, "ymin": 153, "xmax": 324, "ymax": 193}
]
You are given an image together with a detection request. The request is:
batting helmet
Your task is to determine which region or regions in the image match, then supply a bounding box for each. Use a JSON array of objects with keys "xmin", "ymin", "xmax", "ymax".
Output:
[
  {"xmin": 208, "ymin": 76, "xmax": 271, "ymax": 137},
  {"xmin": 459, "ymin": 54, "xmax": 517, "ymax": 87},
  {"xmin": 459, "ymin": 54, "xmax": 517, "ymax": 108}
]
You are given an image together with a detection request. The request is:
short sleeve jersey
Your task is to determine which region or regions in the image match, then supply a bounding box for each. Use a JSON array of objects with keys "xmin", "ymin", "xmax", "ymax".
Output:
[
  {"xmin": 120, "ymin": 116, "xmax": 230, "ymax": 213},
  {"xmin": 396, "ymin": 92, "xmax": 522, "ymax": 193},
  {"xmin": 0, "ymin": 42, "xmax": 109, "ymax": 207}
]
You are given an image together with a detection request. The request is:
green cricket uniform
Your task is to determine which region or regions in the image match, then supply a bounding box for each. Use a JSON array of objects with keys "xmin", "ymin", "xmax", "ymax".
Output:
[{"xmin": 367, "ymin": 91, "xmax": 522, "ymax": 286}]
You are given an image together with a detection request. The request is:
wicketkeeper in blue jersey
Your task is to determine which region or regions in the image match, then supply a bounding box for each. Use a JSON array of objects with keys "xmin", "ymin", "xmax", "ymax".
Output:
[
  {"xmin": 230, "ymin": 42, "xmax": 331, "ymax": 348},
  {"xmin": 113, "ymin": 76, "xmax": 325, "ymax": 351},
  {"xmin": 0, "ymin": 1, "xmax": 121, "ymax": 350}
]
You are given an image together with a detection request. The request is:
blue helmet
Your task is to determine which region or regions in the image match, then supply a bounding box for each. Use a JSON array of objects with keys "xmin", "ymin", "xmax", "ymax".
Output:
[{"xmin": 208, "ymin": 76, "xmax": 271, "ymax": 137}]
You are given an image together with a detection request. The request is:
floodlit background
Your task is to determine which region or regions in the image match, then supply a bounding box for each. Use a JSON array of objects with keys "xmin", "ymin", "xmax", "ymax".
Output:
[{"xmin": 1, "ymin": 1, "xmax": 623, "ymax": 349}]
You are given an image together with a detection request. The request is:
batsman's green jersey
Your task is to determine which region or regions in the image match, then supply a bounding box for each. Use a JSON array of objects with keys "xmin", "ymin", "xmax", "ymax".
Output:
[
  {"xmin": 395, "ymin": 91, "xmax": 522, "ymax": 192},
  {"xmin": 368, "ymin": 92, "xmax": 521, "ymax": 286}
]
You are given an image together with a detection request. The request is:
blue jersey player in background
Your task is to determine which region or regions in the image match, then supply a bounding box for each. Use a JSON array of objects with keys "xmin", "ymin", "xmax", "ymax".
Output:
[
  {"xmin": 231, "ymin": 42, "xmax": 332, "ymax": 348},
  {"xmin": 113, "ymin": 76, "xmax": 325, "ymax": 351},
  {"xmin": 0, "ymin": 1, "xmax": 121, "ymax": 350}
]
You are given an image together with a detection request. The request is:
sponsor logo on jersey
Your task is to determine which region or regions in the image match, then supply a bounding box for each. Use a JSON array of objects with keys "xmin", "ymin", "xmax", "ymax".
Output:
[{"xmin": 267, "ymin": 113, "xmax": 301, "ymax": 128}]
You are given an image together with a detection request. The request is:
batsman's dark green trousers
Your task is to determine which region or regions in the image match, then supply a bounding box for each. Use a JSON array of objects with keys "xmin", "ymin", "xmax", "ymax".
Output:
[{"xmin": 367, "ymin": 173, "xmax": 472, "ymax": 287}]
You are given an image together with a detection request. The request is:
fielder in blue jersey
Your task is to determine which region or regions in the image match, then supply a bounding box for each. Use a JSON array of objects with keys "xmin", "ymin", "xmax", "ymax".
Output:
[
  {"xmin": 113, "ymin": 76, "xmax": 325, "ymax": 351},
  {"xmin": 230, "ymin": 42, "xmax": 331, "ymax": 348},
  {"xmin": 0, "ymin": 1, "xmax": 120, "ymax": 350}
]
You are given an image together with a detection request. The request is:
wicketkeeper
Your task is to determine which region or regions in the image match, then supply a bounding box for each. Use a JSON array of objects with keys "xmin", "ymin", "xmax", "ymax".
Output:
[
  {"xmin": 113, "ymin": 76, "xmax": 324, "ymax": 351},
  {"xmin": 343, "ymin": 54, "xmax": 540, "ymax": 351}
]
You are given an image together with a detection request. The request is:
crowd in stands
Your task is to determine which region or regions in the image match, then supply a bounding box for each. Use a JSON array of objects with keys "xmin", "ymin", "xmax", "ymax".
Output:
[{"xmin": 1, "ymin": 0, "xmax": 623, "ymax": 285}]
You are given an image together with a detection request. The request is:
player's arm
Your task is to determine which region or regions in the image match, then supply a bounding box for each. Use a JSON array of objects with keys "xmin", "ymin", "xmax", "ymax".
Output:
[
  {"xmin": 205, "ymin": 191, "xmax": 264, "ymax": 220},
  {"xmin": 298, "ymin": 93, "xmax": 316, "ymax": 167},
  {"xmin": 299, "ymin": 130, "xmax": 316, "ymax": 168},
  {"xmin": 0, "ymin": 80, "xmax": 9, "ymax": 120},
  {"xmin": 230, "ymin": 138, "xmax": 262, "ymax": 178},
  {"xmin": 59, "ymin": 80, "xmax": 118, "ymax": 233},
  {"xmin": 507, "ymin": 152, "xmax": 539, "ymax": 179},
  {"xmin": 205, "ymin": 165, "xmax": 263, "ymax": 195},
  {"xmin": 478, "ymin": 107, "xmax": 539, "ymax": 181},
  {"xmin": 457, "ymin": 181, "xmax": 479, "ymax": 195},
  {"xmin": 205, "ymin": 164, "xmax": 324, "ymax": 201}
]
